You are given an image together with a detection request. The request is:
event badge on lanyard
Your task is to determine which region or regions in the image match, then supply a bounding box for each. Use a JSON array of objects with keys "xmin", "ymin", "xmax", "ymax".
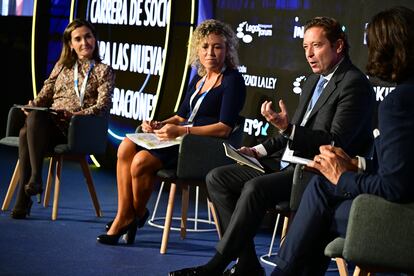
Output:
[
  {"xmin": 187, "ymin": 66, "xmax": 226, "ymax": 125},
  {"xmin": 74, "ymin": 60, "xmax": 95, "ymax": 106}
]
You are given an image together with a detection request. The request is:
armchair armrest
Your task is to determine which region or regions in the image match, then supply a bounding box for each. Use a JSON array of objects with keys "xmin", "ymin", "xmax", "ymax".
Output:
[
  {"xmin": 176, "ymin": 134, "xmax": 232, "ymax": 180},
  {"xmin": 176, "ymin": 124, "xmax": 243, "ymax": 179},
  {"xmin": 0, "ymin": 107, "xmax": 26, "ymax": 147},
  {"xmin": 343, "ymin": 194, "xmax": 414, "ymax": 273},
  {"xmin": 5, "ymin": 107, "xmax": 25, "ymax": 137},
  {"xmin": 290, "ymin": 165, "xmax": 316, "ymax": 211},
  {"xmin": 54, "ymin": 114, "xmax": 108, "ymax": 155}
]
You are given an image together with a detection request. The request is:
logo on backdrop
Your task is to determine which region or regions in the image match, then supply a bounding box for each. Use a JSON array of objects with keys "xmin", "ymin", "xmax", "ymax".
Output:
[
  {"xmin": 292, "ymin": 75, "xmax": 306, "ymax": 94},
  {"xmin": 293, "ymin": 17, "xmax": 304, "ymax": 39},
  {"xmin": 236, "ymin": 21, "xmax": 273, "ymax": 43},
  {"xmin": 292, "ymin": 17, "xmax": 347, "ymax": 40},
  {"xmin": 238, "ymin": 65, "xmax": 277, "ymax": 90},
  {"xmin": 373, "ymin": 86, "xmax": 395, "ymax": 101},
  {"xmin": 244, "ymin": 118, "xmax": 269, "ymax": 136},
  {"xmin": 363, "ymin": 22, "xmax": 368, "ymax": 45}
]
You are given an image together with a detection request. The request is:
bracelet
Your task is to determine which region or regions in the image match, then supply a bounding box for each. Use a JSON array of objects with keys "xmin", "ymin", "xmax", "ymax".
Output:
[{"xmin": 186, "ymin": 126, "xmax": 190, "ymax": 134}]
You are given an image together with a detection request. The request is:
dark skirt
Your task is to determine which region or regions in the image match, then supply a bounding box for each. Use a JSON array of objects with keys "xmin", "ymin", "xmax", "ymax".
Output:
[{"xmin": 136, "ymin": 144, "xmax": 180, "ymax": 169}]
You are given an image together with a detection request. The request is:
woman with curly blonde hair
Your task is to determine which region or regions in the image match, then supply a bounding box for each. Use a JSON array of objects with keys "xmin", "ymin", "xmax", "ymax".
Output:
[
  {"xmin": 97, "ymin": 19, "xmax": 246, "ymax": 245},
  {"xmin": 189, "ymin": 19, "xmax": 240, "ymax": 76}
]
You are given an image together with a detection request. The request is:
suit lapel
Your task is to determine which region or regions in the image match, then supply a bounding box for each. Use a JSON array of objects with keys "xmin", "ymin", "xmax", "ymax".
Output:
[{"xmin": 307, "ymin": 58, "xmax": 352, "ymax": 120}]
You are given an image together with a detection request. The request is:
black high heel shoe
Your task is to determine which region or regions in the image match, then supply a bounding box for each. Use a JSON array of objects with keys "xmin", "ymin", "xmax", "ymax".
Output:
[
  {"xmin": 124, "ymin": 209, "xmax": 150, "ymax": 242},
  {"xmin": 105, "ymin": 208, "xmax": 150, "ymax": 232},
  {"xmin": 137, "ymin": 209, "xmax": 150, "ymax": 228},
  {"xmin": 97, "ymin": 219, "xmax": 138, "ymax": 245},
  {"xmin": 24, "ymin": 182, "xmax": 43, "ymax": 197},
  {"xmin": 168, "ymin": 266, "xmax": 208, "ymax": 276},
  {"xmin": 105, "ymin": 220, "xmax": 113, "ymax": 231},
  {"xmin": 11, "ymin": 199, "xmax": 33, "ymax": 219}
]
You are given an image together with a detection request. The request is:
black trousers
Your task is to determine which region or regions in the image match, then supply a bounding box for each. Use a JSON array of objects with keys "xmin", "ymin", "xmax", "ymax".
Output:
[
  {"xmin": 206, "ymin": 163, "xmax": 295, "ymax": 261},
  {"xmin": 272, "ymin": 175, "xmax": 352, "ymax": 276},
  {"xmin": 14, "ymin": 110, "xmax": 67, "ymax": 209}
]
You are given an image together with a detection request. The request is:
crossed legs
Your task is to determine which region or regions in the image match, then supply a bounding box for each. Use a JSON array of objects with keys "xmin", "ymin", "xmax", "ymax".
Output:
[
  {"xmin": 205, "ymin": 164, "xmax": 295, "ymax": 272},
  {"xmin": 13, "ymin": 110, "xmax": 66, "ymax": 215},
  {"xmin": 108, "ymin": 138, "xmax": 163, "ymax": 235}
]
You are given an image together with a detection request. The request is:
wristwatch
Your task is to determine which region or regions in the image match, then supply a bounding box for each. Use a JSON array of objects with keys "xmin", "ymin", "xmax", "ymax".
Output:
[{"xmin": 279, "ymin": 123, "xmax": 293, "ymax": 139}]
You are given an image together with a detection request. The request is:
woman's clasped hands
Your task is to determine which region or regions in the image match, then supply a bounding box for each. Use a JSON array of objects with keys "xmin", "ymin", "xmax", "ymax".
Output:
[
  {"xmin": 21, "ymin": 100, "xmax": 74, "ymax": 121},
  {"xmin": 142, "ymin": 120, "xmax": 183, "ymax": 141},
  {"xmin": 141, "ymin": 120, "xmax": 164, "ymax": 133}
]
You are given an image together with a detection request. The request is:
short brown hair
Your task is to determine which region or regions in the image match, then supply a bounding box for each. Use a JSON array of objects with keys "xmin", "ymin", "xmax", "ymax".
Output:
[
  {"xmin": 366, "ymin": 6, "xmax": 414, "ymax": 83},
  {"xmin": 304, "ymin": 16, "xmax": 349, "ymax": 57}
]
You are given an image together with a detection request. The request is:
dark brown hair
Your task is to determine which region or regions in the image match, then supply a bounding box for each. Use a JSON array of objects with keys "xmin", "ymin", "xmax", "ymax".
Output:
[
  {"xmin": 304, "ymin": 16, "xmax": 349, "ymax": 57},
  {"xmin": 58, "ymin": 19, "xmax": 101, "ymax": 68},
  {"xmin": 366, "ymin": 6, "xmax": 414, "ymax": 83}
]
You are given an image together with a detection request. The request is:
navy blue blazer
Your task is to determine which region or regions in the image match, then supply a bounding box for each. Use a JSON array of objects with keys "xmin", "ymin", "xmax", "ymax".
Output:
[{"xmin": 337, "ymin": 77, "xmax": 414, "ymax": 203}]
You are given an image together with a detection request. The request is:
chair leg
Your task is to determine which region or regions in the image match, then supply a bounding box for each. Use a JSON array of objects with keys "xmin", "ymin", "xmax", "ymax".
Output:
[
  {"xmin": 353, "ymin": 266, "xmax": 373, "ymax": 276},
  {"xmin": 279, "ymin": 216, "xmax": 290, "ymax": 246},
  {"xmin": 336, "ymin": 257, "xmax": 349, "ymax": 276},
  {"xmin": 160, "ymin": 182, "xmax": 177, "ymax": 254},
  {"xmin": 1, "ymin": 159, "xmax": 20, "ymax": 211},
  {"xmin": 194, "ymin": 186, "xmax": 200, "ymax": 230},
  {"xmin": 79, "ymin": 156, "xmax": 102, "ymax": 217},
  {"xmin": 180, "ymin": 184, "xmax": 189, "ymax": 239},
  {"xmin": 43, "ymin": 157, "xmax": 55, "ymax": 208},
  {"xmin": 150, "ymin": 181, "xmax": 165, "ymax": 223},
  {"xmin": 208, "ymin": 199, "xmax": 221, "ymax": 240},
  {"xmin": 52, "ymin": 156, "xmax": 63, "ymax": 220},
  {"xmin": 267, "ymin": 213, "xmax": 281, "ymax": 257},
  {"xmin": 207, "ymin": 198, "xmax": 212, "ymax": 223}
]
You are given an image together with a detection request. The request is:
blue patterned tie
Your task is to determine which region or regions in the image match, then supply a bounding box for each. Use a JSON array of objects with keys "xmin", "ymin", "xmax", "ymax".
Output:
[
  {"xmin": 309, "ymin": 76, "xmax": 327, "ymax": 111},
  {"xmin": 281, "ymin": 76, "xmax": 328, "ymax": 170},
  {"xmin": 300, "ymin": 76, "xmax": 328, "ymax": 127}
]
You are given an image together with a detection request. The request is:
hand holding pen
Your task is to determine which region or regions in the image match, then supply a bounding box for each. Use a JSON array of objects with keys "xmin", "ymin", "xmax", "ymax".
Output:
[
  {"xmin": 141, "ymin": 120, "xmax": 165, "ymax": 133},
  {"xmin": 307, "ymin": 141, "xmax": 358, "ymax": 184}
]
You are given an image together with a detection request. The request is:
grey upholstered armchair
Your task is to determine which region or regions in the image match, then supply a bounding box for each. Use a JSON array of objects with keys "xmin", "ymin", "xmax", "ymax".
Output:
[
  {"xmin": 152, "ymin": 125, "xmax": 244, "ymax": 254},
  {"xmin": 325, "ymin": 194, "xmax": 414, "ymax": 276},
  {"xmin": 1, "ymin": 107, "xmax": 26, "ymax": 210},
  {"xmin": 1, "ymin": 106, "xmax": 108, "ymax": 220},
  {"xmin": 260, "ymin": 164, "xmax": 316, "ymax": 265}
]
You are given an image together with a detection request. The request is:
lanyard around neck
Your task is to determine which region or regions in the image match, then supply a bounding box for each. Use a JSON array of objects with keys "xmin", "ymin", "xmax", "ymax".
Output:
[
  {"xmin": 188, "ymin": 66, "xmax": 226, "ymax": 124},
  {"xmin": 74, "ymin": 60, "xmax": 95, "ymax": 105}
]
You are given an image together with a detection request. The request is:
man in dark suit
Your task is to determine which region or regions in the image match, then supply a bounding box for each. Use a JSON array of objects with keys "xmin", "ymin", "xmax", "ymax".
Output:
[
  {"xmin": 169, "ymin": 16, "xmax": 375, "ymax": 276},
  {"xmin": 272, "ymin": 6, "xmax": 414, "ymax": 276}
]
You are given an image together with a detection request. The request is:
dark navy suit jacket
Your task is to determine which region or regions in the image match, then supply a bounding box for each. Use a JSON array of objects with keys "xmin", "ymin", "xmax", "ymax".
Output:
[
  {"xmin": 261, "ymin": 58, "xmax": 375, "ymax": 161},
  {"xmin": 337, "ymin": 77, "xmax": 414, "ymax": 203},
  {"xmin": 273, "ymin": 78, "xmax": 414, "ymax": 276}
]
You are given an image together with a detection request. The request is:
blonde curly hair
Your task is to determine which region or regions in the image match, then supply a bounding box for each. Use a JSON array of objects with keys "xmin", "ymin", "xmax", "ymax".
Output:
[{"xmin": 189, "ymin": 19, "xmax": 239, "ymax": 76}]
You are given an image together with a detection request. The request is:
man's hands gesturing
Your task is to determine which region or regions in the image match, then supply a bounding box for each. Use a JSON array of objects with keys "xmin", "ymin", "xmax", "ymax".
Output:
[{"xmin": 261, "ymin": 99, "xmax": 289, "ymax": 131}]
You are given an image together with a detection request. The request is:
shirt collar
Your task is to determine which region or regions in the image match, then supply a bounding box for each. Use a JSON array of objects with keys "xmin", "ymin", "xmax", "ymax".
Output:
[{"xmin": 321, "ymin": 57, "xmax": 344, "ymax": 82}]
